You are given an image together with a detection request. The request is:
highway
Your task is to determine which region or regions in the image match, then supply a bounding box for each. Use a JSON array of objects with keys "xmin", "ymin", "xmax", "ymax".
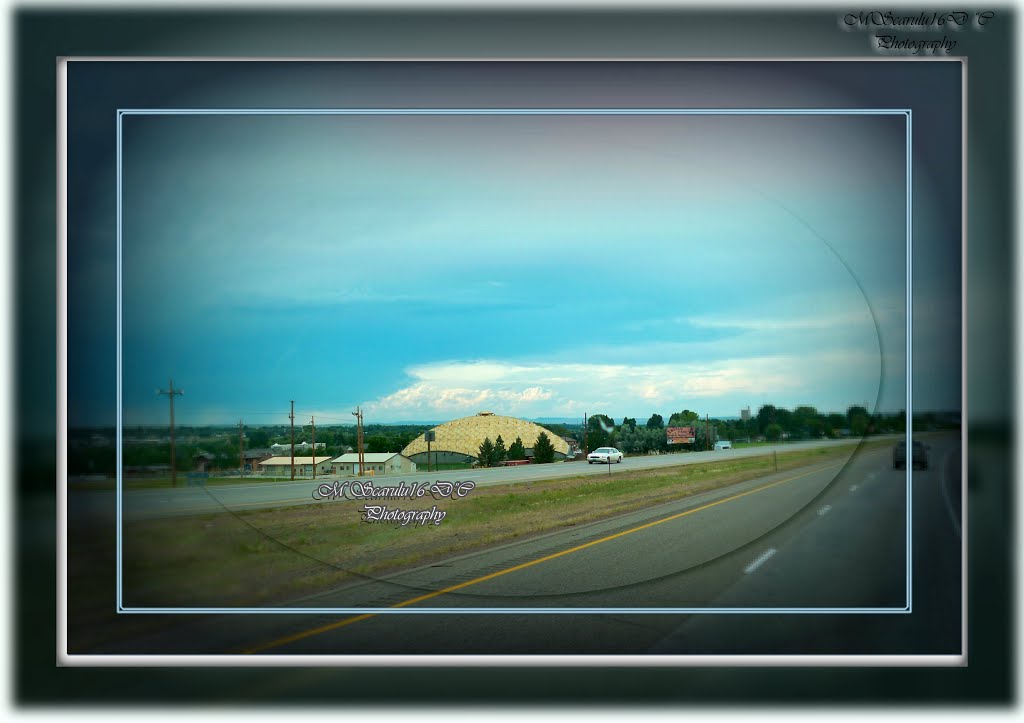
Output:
[
  {"xmin": 86, "ymin": 433, "xmax": 962, "ymax": 656},
  {"xmin": 77, "ymin": 438, "xmax": 874, "ymax": 521}
]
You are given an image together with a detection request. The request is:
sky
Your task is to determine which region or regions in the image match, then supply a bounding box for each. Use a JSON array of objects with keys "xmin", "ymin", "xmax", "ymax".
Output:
[{"xmin": 117, "ymin": 111, "xmax": 909, "ymax": 426}]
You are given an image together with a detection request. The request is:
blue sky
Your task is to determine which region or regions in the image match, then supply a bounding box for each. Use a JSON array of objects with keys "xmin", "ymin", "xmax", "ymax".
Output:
[{"xmin": 119, "ymin": 112, "xmax": 909, "ymax": 425}]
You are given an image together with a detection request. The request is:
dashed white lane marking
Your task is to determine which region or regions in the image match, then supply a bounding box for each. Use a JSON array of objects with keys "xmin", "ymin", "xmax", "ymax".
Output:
[
  {"xmin": 817, "ymin": 504, "xmax": 832, "ymax": 516},
  {"xmin": 744, "ymin": 548, "xmax": 777, "ymax": 574},
  {"xmin": 849, "ymin": 484, "xmax": 859, "ymax": 492}
]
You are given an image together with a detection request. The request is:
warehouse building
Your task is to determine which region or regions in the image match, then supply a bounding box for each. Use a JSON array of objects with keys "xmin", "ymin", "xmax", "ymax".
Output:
[
  {"xmin": 326, "ymin": 452, "xmax": 417, "ymax": 477},
  {"xmin": 258, "ymin": 456, "xmax": 333, "ymax": 477},
  {"xmin": 401, "ymin": 412, "xmax": 570, "ymax": 465}
]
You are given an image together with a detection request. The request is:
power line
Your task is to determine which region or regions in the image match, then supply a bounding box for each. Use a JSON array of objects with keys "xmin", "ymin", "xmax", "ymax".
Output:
[{"xmin": 156, "ymin": 379, "xmax": 184, "ymax": 487}]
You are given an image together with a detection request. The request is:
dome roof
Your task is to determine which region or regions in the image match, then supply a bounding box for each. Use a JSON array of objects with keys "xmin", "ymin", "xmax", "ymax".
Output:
[{"xmin": 401, "ymin": 412, "xmax": 570, "ymax": 460}]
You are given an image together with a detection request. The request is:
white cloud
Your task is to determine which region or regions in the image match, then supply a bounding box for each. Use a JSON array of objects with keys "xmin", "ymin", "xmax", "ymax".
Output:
[
  {"xmin": 362, "ymin": 350, "xmax": 880, "ymax": 420},
  {"xmin": 367, "ymin": 380, "xmax": 553, "ymax": 415}
]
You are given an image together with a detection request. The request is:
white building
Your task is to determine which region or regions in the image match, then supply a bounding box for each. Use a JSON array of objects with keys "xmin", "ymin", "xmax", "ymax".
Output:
[
  {"xmin": 326, "ymin": 452, "xmax": 417, "ymax": 477},
  {"xmin": 270, "ymin": 441, "xmax": 325, "ymax": 455},
  {"xmin": 258, "ymin": 456, "xmax": 333, "ymax": 477}
]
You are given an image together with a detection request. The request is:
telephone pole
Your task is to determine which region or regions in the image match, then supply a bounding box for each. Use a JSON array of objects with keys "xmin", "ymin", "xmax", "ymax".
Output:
[
  {"xmin": 352, "ymin": 407, "xmax": 364, "ymax": 476},
  {"xmin": 310, "ymin": 416, "xmax": 316, "ymax": 480},
  {"xmin": 583, "ymin": 413, "xmax": 588, "ymax": 455},
  {"xmin": 157, "ymin": 378, "xmax": 184, "ymax": 487},
  {"xmin": 289, "ymin": 400, "xmax": 295, "ymax": 480},
  {"xmin": 238, "ymin": 419, "xmax": 244, "ymax": 471}
]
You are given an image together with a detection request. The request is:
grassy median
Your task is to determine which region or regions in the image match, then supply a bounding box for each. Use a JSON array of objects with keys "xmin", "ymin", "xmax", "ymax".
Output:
[{"xmin": 119, "ymin": 441, "xmax": 885, "ymax": 610}]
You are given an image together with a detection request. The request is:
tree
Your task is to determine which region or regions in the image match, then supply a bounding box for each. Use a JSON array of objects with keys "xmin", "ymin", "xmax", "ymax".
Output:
[
  {"xmin": 649, "ymin": 426, "xmax": 668, "ymax": 452},
  {"xmin": 477, "ymin": 437, "xmax": 496, "ymax": 467},
  {"xmin": 847, "ymin": 405, "xmax": 870, "ymax": 437},
  {"xmin": 788, "ymin": 405, "xmax": 826, "ymax": 439},
  {"xmin": 586, "ymin": 414, "xmax": 614, "ymax": 450},
  {"xmin": 667, "ymin": 409, "xmax": 699, "ymax": 426},
  {"xmin": 248, "ymin": 428, "xmax": 270, "ymax": 448},
  {"xmin": 543, "ymin": 423, "xmax": 570, "ymax": 439},
  {"xmin": 617, "ymin": 427, "xmax": 638, "ymax": 454},
  {"xmin": 619, "ymin": 426, "xmax": 667, "ymax": 455},
  {"xmin": 765, "ymin": 423, "xmax": 783, "ymax": 442},
  {"xmin": 824, "ymin": 413, "xmax": 846, "ymax": 436},
  {"xmin": 621, "ymin": 417, "xmax": 637, "ymax": 429},
  {"xmin": 775, "ymin": 407, "xmax": 794, "ymax": 434},
  {"xmin": 846, "ymin": 405, "xmax": 869, "ymax": 422},
  {"xmin": 508, "ymin": 436, "xmax": 526, "ymax": 460},
  {"xmin": 756, "ymin": 404, "xmax": 778, "ymax": 432},
  {"xmin": 646, "ymin": 413, "xmax": 664, "ymax": 429},
  {"xmin": 533, "ymin": 432, "xmax": 556, "ymax": 464},
  {"xmin": 494, "ymin": 435, "xmax": 508, "ymax": 464},
  {"xmin": 366, "ymin": 435, "xmax": 391, "ymax": 453}
]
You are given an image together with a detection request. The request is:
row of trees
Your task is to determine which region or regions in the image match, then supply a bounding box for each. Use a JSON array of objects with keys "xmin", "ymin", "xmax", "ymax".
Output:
[
  {"xmin": 574, "ymin": 405, "xmax": 910, "ymax": 456},
  {"xmin": 477, "ymin": 432, "xmax": 556, "ymax": 467}
]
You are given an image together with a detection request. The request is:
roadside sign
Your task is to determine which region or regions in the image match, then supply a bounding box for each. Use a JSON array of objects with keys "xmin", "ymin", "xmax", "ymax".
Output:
[{"xmin": 667, "ymin": 427, "xmax": 696, "ymax": 444}]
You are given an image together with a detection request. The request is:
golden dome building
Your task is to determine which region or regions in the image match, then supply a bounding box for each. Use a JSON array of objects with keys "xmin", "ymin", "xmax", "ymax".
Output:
[{"xmin": 401, "ymin": 412, "xmax": 570, "ymax": 465}]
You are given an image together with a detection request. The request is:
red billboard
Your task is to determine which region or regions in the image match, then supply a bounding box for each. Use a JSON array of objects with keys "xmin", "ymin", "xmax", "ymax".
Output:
[{"xmin": 667, "ymin": 426, "xmax": 696, "ymax": 444}]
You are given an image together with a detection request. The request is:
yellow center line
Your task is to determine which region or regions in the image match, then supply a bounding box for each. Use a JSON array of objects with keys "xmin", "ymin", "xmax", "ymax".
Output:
[{"xmin": 241, "ymin": 460, "xmax": 843, "ymax": 654}]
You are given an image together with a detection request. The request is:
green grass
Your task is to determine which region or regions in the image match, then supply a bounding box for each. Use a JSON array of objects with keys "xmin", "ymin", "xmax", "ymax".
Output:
[
  {"xmin": 121, "ymin": 441, "xmax": 876, "ymax": 609},
  {"xmin": 730, "ymin": 439, "xmax": 843, "ymax": 449}
]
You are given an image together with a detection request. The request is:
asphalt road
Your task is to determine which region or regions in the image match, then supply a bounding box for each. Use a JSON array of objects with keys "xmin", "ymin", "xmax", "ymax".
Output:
[
  {"xmin": 80, "ymin": 438, "xmax": 877, "ymax": 522},
  {"xmin": 87, "ymin": 433, "xmax": 962, "ymax": 657}
]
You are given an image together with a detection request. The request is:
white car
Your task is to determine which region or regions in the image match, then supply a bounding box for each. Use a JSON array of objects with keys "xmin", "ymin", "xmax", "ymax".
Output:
[
  {"xmin": 714, "ymin": 440, "xmax": 733, "ymax": 450},
  {"xmin": 588, "ymin": 447, "xmax": 624, "ymax": 464}
]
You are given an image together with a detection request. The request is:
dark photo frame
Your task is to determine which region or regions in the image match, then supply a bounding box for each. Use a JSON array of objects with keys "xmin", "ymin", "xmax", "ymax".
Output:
[{"xmin": 16, "ymin": 2, "xmax": 1016, "ymax": 709}]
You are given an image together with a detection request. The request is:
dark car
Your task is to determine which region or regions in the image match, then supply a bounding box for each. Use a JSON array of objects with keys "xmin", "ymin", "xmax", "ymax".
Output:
[{"xmin": 893, "ymin": 440, "xmax": 928, "ymax": 470}]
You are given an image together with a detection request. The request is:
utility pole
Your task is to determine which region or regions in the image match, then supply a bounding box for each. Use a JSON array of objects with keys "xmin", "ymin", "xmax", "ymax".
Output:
[
  {"xmin": 583, "ymin": 413, "xmax": 588, "ymax": 455},
  {"xmin": 157, "ymin": 378, "xmax": 184, "ymax": 487},
  {"xmin": 289, "ymin": 400, "xmax": 295, "ymax": 480},
  {"xmin": 311, "ymin": 415, "xmax": 316, "ymax": 480},
  {"xmin": 238, "ymin": 419, "xmax": 244, "ymax": 471},
  {"xmin": 352, "ymin": 407, "xmax": 364, "ymax": 476}
]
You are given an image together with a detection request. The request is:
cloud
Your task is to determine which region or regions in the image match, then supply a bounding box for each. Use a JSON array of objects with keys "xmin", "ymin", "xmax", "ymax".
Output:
[
  {"xmin": 367, "ymin": 380, "xmax": 553, "ymax": 414},
  {"xmin": 362, "ymin": 350, "xmax": 879, "ymax": 420}
]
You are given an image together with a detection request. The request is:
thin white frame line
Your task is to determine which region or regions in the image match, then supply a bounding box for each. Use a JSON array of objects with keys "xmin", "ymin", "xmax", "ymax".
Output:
[
  {"xmin": 960, "ymin": 57, "xmax": 969, "ymax": 664},
  {"xmin": 66, "ymin": 56, "xmax": 967, "ymax": 63},
  {"xmin": 115, "ymin": 107, "xmax": 913, "ymax": 616},
  {"xmin": 116, "ymin": 110, "xmax": 124, "ymax": 612},
  {"xmin": 65, "ymin": 653, "xmax": 966, "ymax": 669},
  {"xmin": 56, "ymin": 58, "xmax": 69, "ymax": 663},
  {"xmin": 906, "ymin": 108, "xmax": 914, "ymax": 612},
  {"xmin": 116, "ymin": 607, "xmax": 912, "ymax": 615},
  {"xmin": 118, "ymin": 108, "xmax": 911, "ymax": 115}
]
